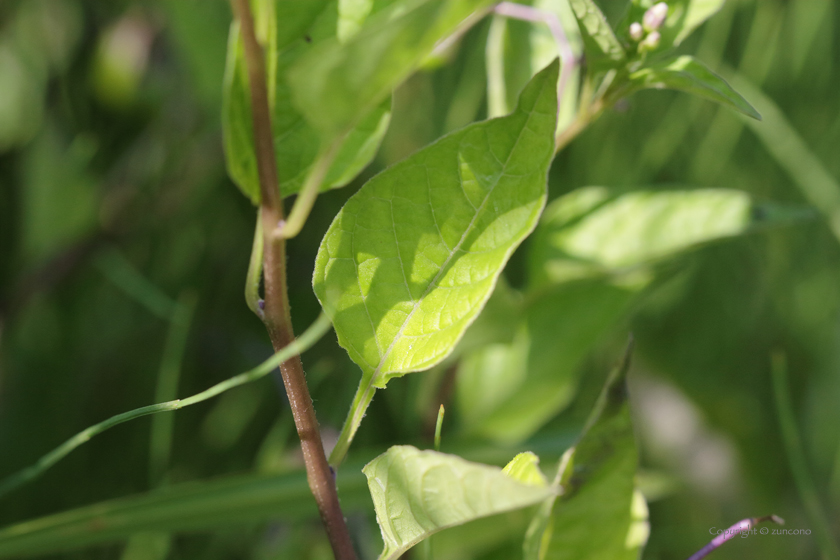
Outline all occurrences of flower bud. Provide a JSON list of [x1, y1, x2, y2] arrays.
[[639, 30, 661, 51], [643, 2, 668, 32], [629, 22, 644, 41]]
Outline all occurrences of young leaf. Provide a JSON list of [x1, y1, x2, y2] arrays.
[[619, 0, 725, 51], [524, 345, 649, 560], [314, 61, 558, 386], [222, 2, 391, 203], [503, 452, 549, 486], [363, 446, 554, 560], [288, 0, 496, 136], [566, 0, 624, 72], [627, 55, 760, 120]]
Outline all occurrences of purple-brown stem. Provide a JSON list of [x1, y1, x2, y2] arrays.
[[227, 1, 356, 558], [687, 515, 784, 560]]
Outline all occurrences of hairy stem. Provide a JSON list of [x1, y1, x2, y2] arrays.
[[329, 374, 378, 468], [228, 1, 357, 558], [0, 314, 333, 500]]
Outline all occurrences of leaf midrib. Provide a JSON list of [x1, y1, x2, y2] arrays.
[[364, 78, 551, 386]]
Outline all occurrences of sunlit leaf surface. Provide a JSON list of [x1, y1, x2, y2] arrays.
[[313, 61, 559, 387], [364, 445, 553, 560]]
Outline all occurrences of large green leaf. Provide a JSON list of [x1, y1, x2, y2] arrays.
[[363, 446, 554, 560], [288, 0, 495, 136], [627, 56, 760, 120], [529, 186, 755, 288], [566, 0, 624, 73], [313, 60, 558, 386], [524, 346, 649, 560], [222, 1, 391, 202], [618, 0, 725, 51]]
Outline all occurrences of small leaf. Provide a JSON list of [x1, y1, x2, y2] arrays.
[[313, 60, 559, 387], [627, 55, 760, 120], [222, 2, 391, 203], [288, 0, 496, 136], [525, 346, 649, 560], [503, 452, 549, 487], [619, 0, 725, 51], [566, 0, 624, 72], [364, 446, 554, 560]]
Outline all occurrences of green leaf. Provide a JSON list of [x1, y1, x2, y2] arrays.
[[313, 60, 558, 387], [457, 281, 636, 442], [524, 346, 649, 560], [529, 186, 755, 288], [320, 62, 559, 463], [363, 445, 554, 560], [627, 55, 760, 120], [288, 0, 496, 136], [566, 0, 624, 72], [222, 2, 391, 203], [618, 0, 725, 51], [503, 452, 549, 487], [458, 186, 763, 443], [338, 0, 374, 42]]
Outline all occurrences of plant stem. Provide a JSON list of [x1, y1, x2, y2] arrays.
[[279, 140, 342, 239], [228, 1, 357, 558], [770, 352, 840, 560], [0, 313, 333, 500], [329, 374, 378, 468], [245, 209, 264, 319]]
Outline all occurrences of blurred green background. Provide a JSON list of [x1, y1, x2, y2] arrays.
[[0, 0, 838, 558]]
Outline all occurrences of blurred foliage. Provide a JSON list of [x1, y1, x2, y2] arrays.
[[0, 0, 839, 559]]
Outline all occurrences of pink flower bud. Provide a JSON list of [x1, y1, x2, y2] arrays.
[[639, 30, 661, 51], [643, 2, 668, 32], [629, 22, 644, 41]]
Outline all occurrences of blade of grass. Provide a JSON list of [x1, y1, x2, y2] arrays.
[[149, 291, 197, 487], [0, 313, 333, 500], [94, 249, 177, 320], [0, 465, 370, 559], [770, 352, 840, 560], [732, 75, 840, 242], [0, 430, 579, 558]]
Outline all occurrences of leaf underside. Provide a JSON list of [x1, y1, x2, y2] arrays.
[[313, 60, 559, 387], [364, 445, 553, 560], [628, 56, 761, 120]]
